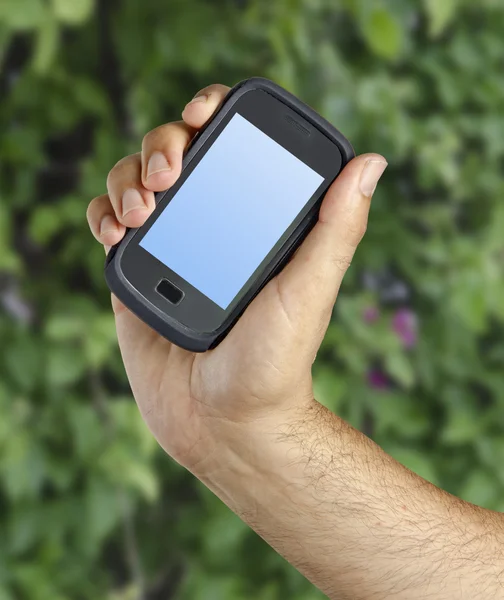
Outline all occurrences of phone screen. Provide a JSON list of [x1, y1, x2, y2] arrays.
[[140, 113, 324, 309]]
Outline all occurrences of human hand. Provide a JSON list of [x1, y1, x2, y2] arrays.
[[86, 83, 387, 473]]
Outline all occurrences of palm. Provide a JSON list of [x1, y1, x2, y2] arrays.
[[113, 276, 313, 466]]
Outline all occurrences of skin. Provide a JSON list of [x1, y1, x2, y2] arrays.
[[87, 84, 504, 599]]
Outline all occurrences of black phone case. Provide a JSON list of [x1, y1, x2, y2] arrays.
[[105, 77, 355, 352]]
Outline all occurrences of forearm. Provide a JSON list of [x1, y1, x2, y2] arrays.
[[194, 400, 504, 600]]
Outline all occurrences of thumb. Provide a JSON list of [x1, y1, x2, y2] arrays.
[[276, 153, 387, 337]]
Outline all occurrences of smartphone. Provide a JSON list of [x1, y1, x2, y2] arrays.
[[105, 77, 354, 352]]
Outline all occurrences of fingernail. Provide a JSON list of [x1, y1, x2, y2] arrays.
[[185, 94, 208, 107], [100, 214, 118, 237], [122, 188, 146, 217], [147, 151, 171, 180], [359, 160, 388, 197]]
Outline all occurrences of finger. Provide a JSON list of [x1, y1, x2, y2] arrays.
[[106, 153, 156, 228], [277, 154, 387, 335], [181, 83, 231, 129], [87, 194, 126, 247], [141, 121, 193, 192]]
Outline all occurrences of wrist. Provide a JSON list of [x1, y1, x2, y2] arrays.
[[189, 392, 320, 505]]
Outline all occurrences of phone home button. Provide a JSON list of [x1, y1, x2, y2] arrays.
[[156, 279, 184, 305]]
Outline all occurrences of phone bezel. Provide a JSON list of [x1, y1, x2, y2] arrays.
[[114, 87, 344, 336]]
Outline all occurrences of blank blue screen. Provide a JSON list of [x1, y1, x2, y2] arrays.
[[140, 114, 324, 309]]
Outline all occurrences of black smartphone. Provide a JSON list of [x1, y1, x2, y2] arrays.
[[105, 77, 354, 352]]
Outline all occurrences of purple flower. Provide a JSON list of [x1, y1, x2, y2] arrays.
[[392, 308, 418, 349], [367, 369, 390, 390], [363, 305, 380, 323]]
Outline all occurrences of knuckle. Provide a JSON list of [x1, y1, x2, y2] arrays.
[[142, 124, 167, 147], [86, 196, 101, 223], [107, 154, 139, 187], [142, 121, 185, 149], [196, 83, 229, 99], [343, 214, 368, 245]]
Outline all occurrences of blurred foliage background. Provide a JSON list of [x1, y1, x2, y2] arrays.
[[1, 0, 504, 598]]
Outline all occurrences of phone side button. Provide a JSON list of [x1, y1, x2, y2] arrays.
[[156, 279, 185, 305]]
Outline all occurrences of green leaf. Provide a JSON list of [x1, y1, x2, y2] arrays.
[[0, 0, 45, 30], [459, 471, 499, 508], [8, 505, 42, 554], [108, 399, 158, 458], [122, 461, 159, 502], [32, 15, 59, 74], [108, 584, 143, 600], [388, 447, 438, 485], [46, 346, 86, 387], [450, 281, 488, 332], [4, 336, 42, 392], [313, 368, 347, 412], [424, 0, 458, 38], [2, 436, 46, 500], [0, 203, 20, 271], [86, 477, 120, 545], [68, 405, 104, 460], [0, 585, 15, 600], [372, 392, 429, 438], [384, 352, 415, 389], [46, 456, 75, 492], [361, 9, 403, 59], [98, 445, 159, 501], [46, 314, 86, 340], [442, 408, 481, 445], [50, 0, 95, 25], [202, 509, 249, 566], [476, 438, 504, 485], [29, 206, 63, 245], [181, 569, 245, 600], [84, 314, 118, 368]]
